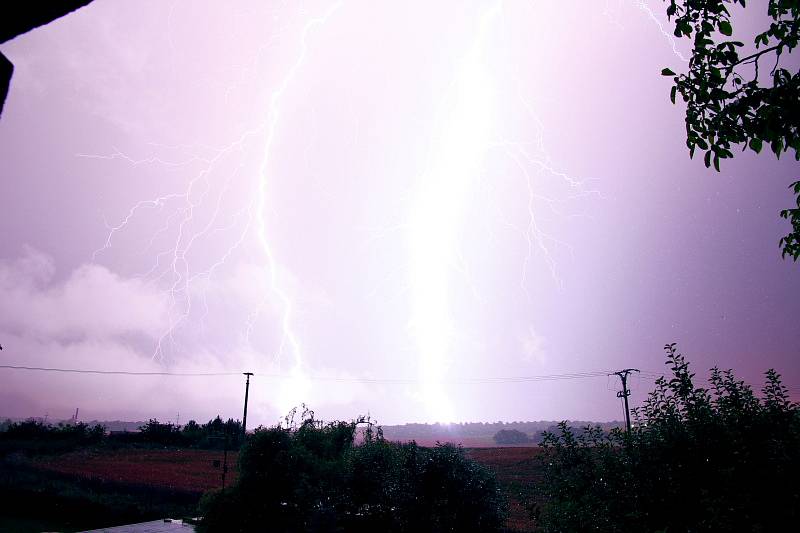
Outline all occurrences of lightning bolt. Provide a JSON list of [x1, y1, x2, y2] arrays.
[[83, 3, 342, 416], [405, 0, 688, 422], [408, 2, 502, 422], [405, 1, 611, 422], [631, 0, 689, 63], [603, 0, 689, 63], [79, 0, 693, 424], [252, 0, 343, 414]]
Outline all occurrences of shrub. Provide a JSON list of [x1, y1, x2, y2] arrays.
[[1, 420, 105, 442], [137, 419, 184, 445], [0, 420, 105, 455], [198, 408, 506, 532], [532, 343, 800, 532], [106, 416, 243, 449], [492, 429, 531, 445]]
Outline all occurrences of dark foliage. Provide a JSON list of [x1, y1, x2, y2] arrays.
[[183, 416, 243, 449], [1, 420, 105, 441], [493, 429, 532, 445], [136, 419, 184, 445], [0, 457, 197, 531], [198, 407, 507, 533], [107, 416, 243, 449], [532, 343, 800, 532], [0, 416, 244, 453], [661, 0, 800, 259], [0, 420, 105, 455]]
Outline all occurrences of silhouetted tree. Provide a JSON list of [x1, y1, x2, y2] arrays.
[[136, 419, 184, 445], [181, 419, 202, 440], [0, 420, 105, 455], [492, 428, 531, 445], [661, 0, 800, 259], [198, 408, 506, 533], [532, 343, 800, 532]]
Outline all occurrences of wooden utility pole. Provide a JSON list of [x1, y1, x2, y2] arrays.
[[611, 368, 639, 435], [241, 372, 254, 441]]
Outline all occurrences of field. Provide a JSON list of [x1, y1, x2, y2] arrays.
[[21, 445, 543, 531], [467, 447, 543, 531], [32, 448, 237, 494]]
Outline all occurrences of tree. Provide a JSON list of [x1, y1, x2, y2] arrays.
[[0, 420, 106, 455], [661, 0, 800, 259], [492, 428, 531, 445], [198, 408, 506, 532], [137, 419, 183, 445], [531, 343, 800, 532]]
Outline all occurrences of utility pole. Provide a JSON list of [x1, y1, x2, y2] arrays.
[[241, 372, 254, 441], [611, 368, 639, 435]]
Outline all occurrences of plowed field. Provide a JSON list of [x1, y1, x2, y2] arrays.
[[30, 446, 543, 530]]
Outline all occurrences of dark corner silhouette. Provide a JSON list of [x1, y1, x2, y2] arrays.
[[0, 0, 95, 117]]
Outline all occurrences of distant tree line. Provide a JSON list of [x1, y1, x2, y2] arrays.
[[116, 416, 243, 448], [0, 420, 105, 454], [382, 420, 621, 443], [0, 416, 244, 453], [491, 425, 614, 445]]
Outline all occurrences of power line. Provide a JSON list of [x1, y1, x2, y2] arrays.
[[3, 363, 795, 391], [0, 364, 610, 384], [0, 365, 240, 376], [322, 371, 613, 385]]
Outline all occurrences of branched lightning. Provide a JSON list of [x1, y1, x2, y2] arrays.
[[403, 1, 610, 421], [602, 0, 689, 63], [631, 0, 689, 62], [85, 134, 261, 361], [84, 1, 342, 409], [253, 1, 342, 368], [79, 0, 698, 423], [248, 0, 343, 414]]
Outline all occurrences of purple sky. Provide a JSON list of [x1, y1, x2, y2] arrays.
[[0, 0, 798, 426]]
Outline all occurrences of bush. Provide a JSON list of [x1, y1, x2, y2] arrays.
[[0, 421, 105, 455], [492, 429, 531, 445], [137, 419, 184, 445], [198, 408, 506, 532], [532, 343, 800, 532], [0, 415, 243, 451], [1, 420, 105, 442], [182, 416, 243, 449], [106, 416, 243, 449]]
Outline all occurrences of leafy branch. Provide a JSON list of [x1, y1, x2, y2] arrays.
[[662, 0, 800, 259]]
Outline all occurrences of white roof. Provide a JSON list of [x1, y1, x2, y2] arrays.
[[82, 518, 196, 532]]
